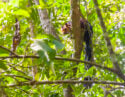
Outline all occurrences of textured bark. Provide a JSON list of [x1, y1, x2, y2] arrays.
[[93, 0, 125, 80], [33, 0, 60, 41], [63, 85, 75, 97], [71, 0, 82, 74], [0, 88, 8, 97], [63, 0, 82, 97], [10, 19, 21, 56], [32, 0, 62, 80], [33, 0, 68, 96]]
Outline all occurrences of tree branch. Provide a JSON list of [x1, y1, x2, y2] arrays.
[[4, 74, 32, 81], [8, 64, 27, 75], [33, 0, 60, 41], [92, 0, 125, 80], [0, 55, 118, 74], [110, 87, 125, 91], [1, 80, 125, 88], [0, 46, 18, 56]]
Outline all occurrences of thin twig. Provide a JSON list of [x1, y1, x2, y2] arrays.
[[4, 74, 32, 81], [0, 46, 18, 56], [8, 64, 27, 75], [110, 87, 125, 91]]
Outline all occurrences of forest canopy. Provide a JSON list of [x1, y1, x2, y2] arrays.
[[0, 0, 125, 97]]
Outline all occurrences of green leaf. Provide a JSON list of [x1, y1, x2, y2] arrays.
[[31, 39, 56, 63], [35, 34, 64, 51], [0, 60, 8, 70], [52, 39, 64, 50], [33, 93, 39, 97], [13, 9, 30, 17], [0, 47, 9, 56], [39, 0, 46, 7]]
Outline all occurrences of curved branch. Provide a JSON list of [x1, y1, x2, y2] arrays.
[[92, 0, 125, 80], [0, 46, 18, 56], [1, 80, 125, 88], [0, 55, 118, 75]]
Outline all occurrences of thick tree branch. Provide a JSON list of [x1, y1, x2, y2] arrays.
[[1, 80, 125, 88], [33, 0, 60, 41], [0, 56, 115, 72], [92, 0, 125, 80], [0, 55, 121, 78]]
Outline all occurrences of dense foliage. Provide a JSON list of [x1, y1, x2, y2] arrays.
[[0, 0, 125, 97]]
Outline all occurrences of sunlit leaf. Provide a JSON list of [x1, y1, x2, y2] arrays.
[[31, 39, 56, 63], [35, 34, 64, 51], [0, 47, 9, 56], [9, 0, 20, 7], [13, 9, 30, 17]]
